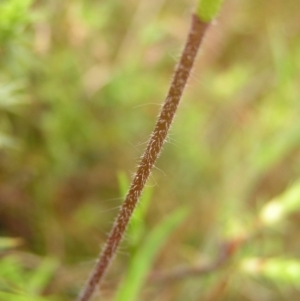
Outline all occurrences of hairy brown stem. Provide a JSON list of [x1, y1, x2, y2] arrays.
[[77, 14, 209, 301]]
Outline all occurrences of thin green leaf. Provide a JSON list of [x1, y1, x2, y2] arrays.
[[113, 208, 188, 301]]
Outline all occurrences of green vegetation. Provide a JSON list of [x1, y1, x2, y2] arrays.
[[196, 0, 224, 22], [1, 0, 300, 300]]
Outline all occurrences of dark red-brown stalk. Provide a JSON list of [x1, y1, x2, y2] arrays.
[[77, 14, 209, 301]]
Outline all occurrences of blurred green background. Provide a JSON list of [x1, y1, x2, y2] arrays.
[[1, 0, 300, 300]]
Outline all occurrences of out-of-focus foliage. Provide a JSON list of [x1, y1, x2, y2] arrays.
[[0, 0, 300, 300], [0, 0, 33, 149], [241, 257, 300, 287], [0, 256, 58, 300], [0, 0, 34, 44], [196, 0, 224, 22], [260, 179, 300, 225], [0, 238, 59, 301]]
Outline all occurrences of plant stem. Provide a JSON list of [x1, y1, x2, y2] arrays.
[[77, 14, 209, 301]]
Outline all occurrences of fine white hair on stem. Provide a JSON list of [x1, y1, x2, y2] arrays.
[[133, 102, 162, 109], [145, 173, 159, 188], [152, 165, 167, 177], [98, 205, 122, 213], [101, 197, 124, 204]]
